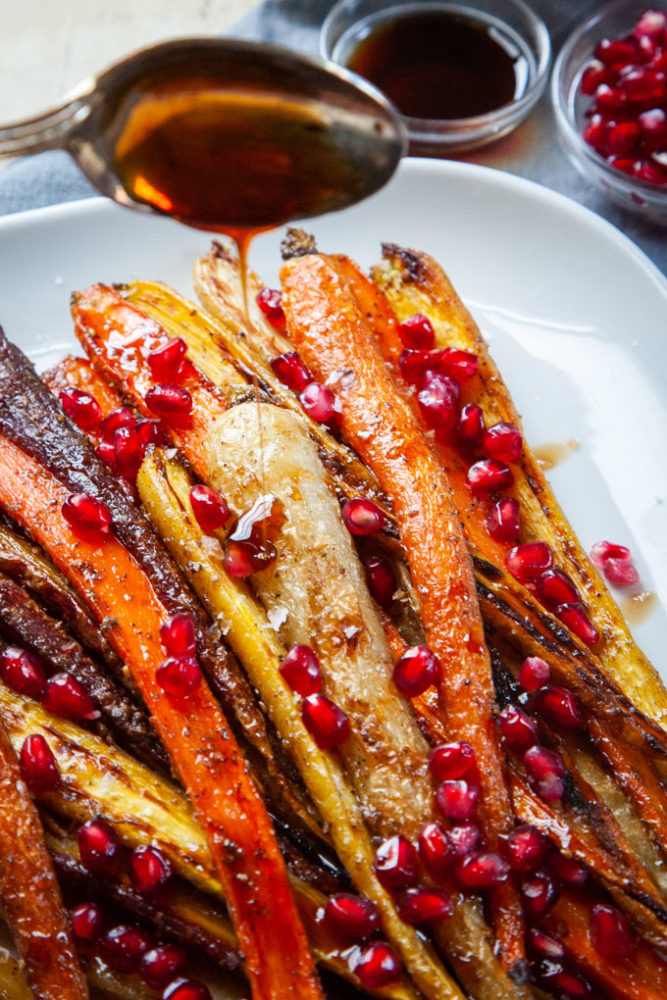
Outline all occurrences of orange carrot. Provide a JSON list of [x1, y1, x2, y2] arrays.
[[0, 717, 88, 1000], [72, 284, 226, 478], [0, 432, 322, 1000], [44, 354, 123, 414], [282, 253, 519, 967]]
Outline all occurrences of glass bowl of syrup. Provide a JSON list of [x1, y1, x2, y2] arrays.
[[320, 0, 551, 153], [552, 0, 667, 223]]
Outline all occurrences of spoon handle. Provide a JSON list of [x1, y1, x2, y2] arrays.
[[0, 94, 90, 158]]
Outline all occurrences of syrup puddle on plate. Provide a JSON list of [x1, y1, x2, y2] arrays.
[[534, 439, 580, 471], [619, 590, 656, 625]]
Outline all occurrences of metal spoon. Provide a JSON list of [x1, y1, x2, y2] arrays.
[[0, 38, 407, 230]]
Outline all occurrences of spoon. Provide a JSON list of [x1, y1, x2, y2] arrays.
[[0, 38, 407, 233]]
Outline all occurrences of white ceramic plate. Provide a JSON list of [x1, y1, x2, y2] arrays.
[[0, 158, 665, 682]]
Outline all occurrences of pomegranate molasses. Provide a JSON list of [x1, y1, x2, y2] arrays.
[[112, 87, 364, 235], [344, 8, 527, 120]]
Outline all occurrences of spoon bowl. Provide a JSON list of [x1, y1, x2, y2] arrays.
[[0, 38, 407, 231]]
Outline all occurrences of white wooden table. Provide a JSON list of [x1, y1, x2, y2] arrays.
[[0, 0, 257, 123]]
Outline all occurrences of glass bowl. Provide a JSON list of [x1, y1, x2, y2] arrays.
[[552, 0, 667, 224], [320, 0, 551, 154]]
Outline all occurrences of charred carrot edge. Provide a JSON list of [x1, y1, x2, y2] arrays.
[[0, 433, 322, 1000], [281, 253, 526, 976], [44, 354, 124, 412], [0, 716, 88, 1000], [543, 890, 667, 1000], [72, 284, 227, 479], [590, 717, 667, 857]]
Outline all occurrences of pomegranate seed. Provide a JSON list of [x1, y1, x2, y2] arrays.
[[417, 372, 460, 432], [635, 157, 667, 182], [162, 980, 211, 1000], [300, 381, 337, 422], [506, 825, 546, 872], [590, 540, 631, 566], [156, 656, 202, 700], [270, 351, 312, 393], [639, 108, 667, 146], [436, 779, 479, 821], [392, 645, 441, 698], [223, 540, 256, 578], [549, 971, 591, 996], [606, 119, 641, 154], [609, 154, 636, 174], [535, 686, 585, 729], [398, 887, 452, 926], [455, 851, 509, 890], [145, 384, 193, 422], [70, 901, 105, 943], [528, 928, 565, 959], [279, 644, 321, 697], [583, 113, 607, 151], [604, 557, 640, 586], [62, 492, 112, 542], [364, 554, 396, 608], [323, 893, 379, 944], [100, 407, 136, 441], [43, 673, 99, 721], [590, 903, 634, 962], [20, 734, 61, 793], [555, 602, 600, 647], [550, 853, 589, 886], [524, 745, 565, 801], [102, 924, 152, 974], [398, 313, 435, 349], [397, 348, 436, 385], [638, 32, 660, 60], [594, 82, 627, 112], [439, 347, 479, 382], [0, 646, 46, 698], [60, 386, 102, 432], [148, 337, 187, 381], [535, 568, 579, 609], [449, 823, 481, 857], [113, 426, 145, 480], [619, 65, 665, 102], [581, 59, 609, 95], [518, 656, 550, 691], [301, 693, 350, 750], [429, 741, 477, 781], [467, 459, 513, 496], [353, 942, 402, 989], [256, 287, 286, 328], [374, 835, 419, 890], [140, 944, 188, 989], [130, 845, 172, 896], [78, 818, 119, 875], [498, 704, 538, 751], [595, 37, 638, 67], [521, 870, 559, 916], [506, 542, 553, 583], [97, 439, 116, 468], [487, 498, 520, 544], [456, 403, 486, 450], [636, 9, 667, 36], [160, 614, 196, 656], [189, 484, 229, 533], [342, 498, 386, 535], [418, 821, 455, 877], [483, 422, 523, 463]]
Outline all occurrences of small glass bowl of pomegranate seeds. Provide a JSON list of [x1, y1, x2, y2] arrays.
[[552, 1, 667, 221]]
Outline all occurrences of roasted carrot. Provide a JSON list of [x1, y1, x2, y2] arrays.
[[542, 890, 667, 1000], [0, 431, 322, 1000], [281, 253, 523, 975], [0, 716, 88, 1000], [72, 283, 226, 478], [44, 353, 123, 412]]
